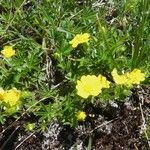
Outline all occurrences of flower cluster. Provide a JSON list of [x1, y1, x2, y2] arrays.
[[69, 33, 90, 48], [75, 68, 145, 122], [0, 88, 21, 106], [76, 75, 110, 98], [111, 68, 145, 86], [76, 69, 145, 99], [1, 46, 16, 58]]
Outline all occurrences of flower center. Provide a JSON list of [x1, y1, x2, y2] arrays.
[[84, 85, 92, 93]]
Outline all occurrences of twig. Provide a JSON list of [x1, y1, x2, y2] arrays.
[[134, 143, 138, 150], [139, 103, 150, 148], [88, 119, 114, 134], [77, 119, 114, 148], [15, 132, 35, 150], [0, 126, 20, 150]]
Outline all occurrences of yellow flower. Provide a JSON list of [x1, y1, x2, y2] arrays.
[[98, 75, 110, 88], [1, 46, 15, 58], [0, 88, 5, 100], [69, 33, 90, 48], [76, 75, 102, 98], [127, 69, 145, 85], [112, 68, 145, 86], [2, 88, 21, 106], [111, 68, 128, 85], [76, 111, 86, 121]]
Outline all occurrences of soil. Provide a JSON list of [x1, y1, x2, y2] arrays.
[[0, 85, 150, 150]]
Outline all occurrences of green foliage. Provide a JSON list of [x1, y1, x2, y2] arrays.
[[0, 0, 149, 128], [146, 116, 150, 140]]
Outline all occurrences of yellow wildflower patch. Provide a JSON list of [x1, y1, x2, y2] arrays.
[[111, 68, 145, 86], [2, 88, 21, 106], [69, 33, 90, 48], [1, 46, 15, 58], [76, 111, 86, 121], [76, 75, 102, 98]]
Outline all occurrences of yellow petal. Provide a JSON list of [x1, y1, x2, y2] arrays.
[[1, 46, 15, 58], [3, 88, 21, 106], [76, 111, 86, 121], [69, 33, 90, 48]]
